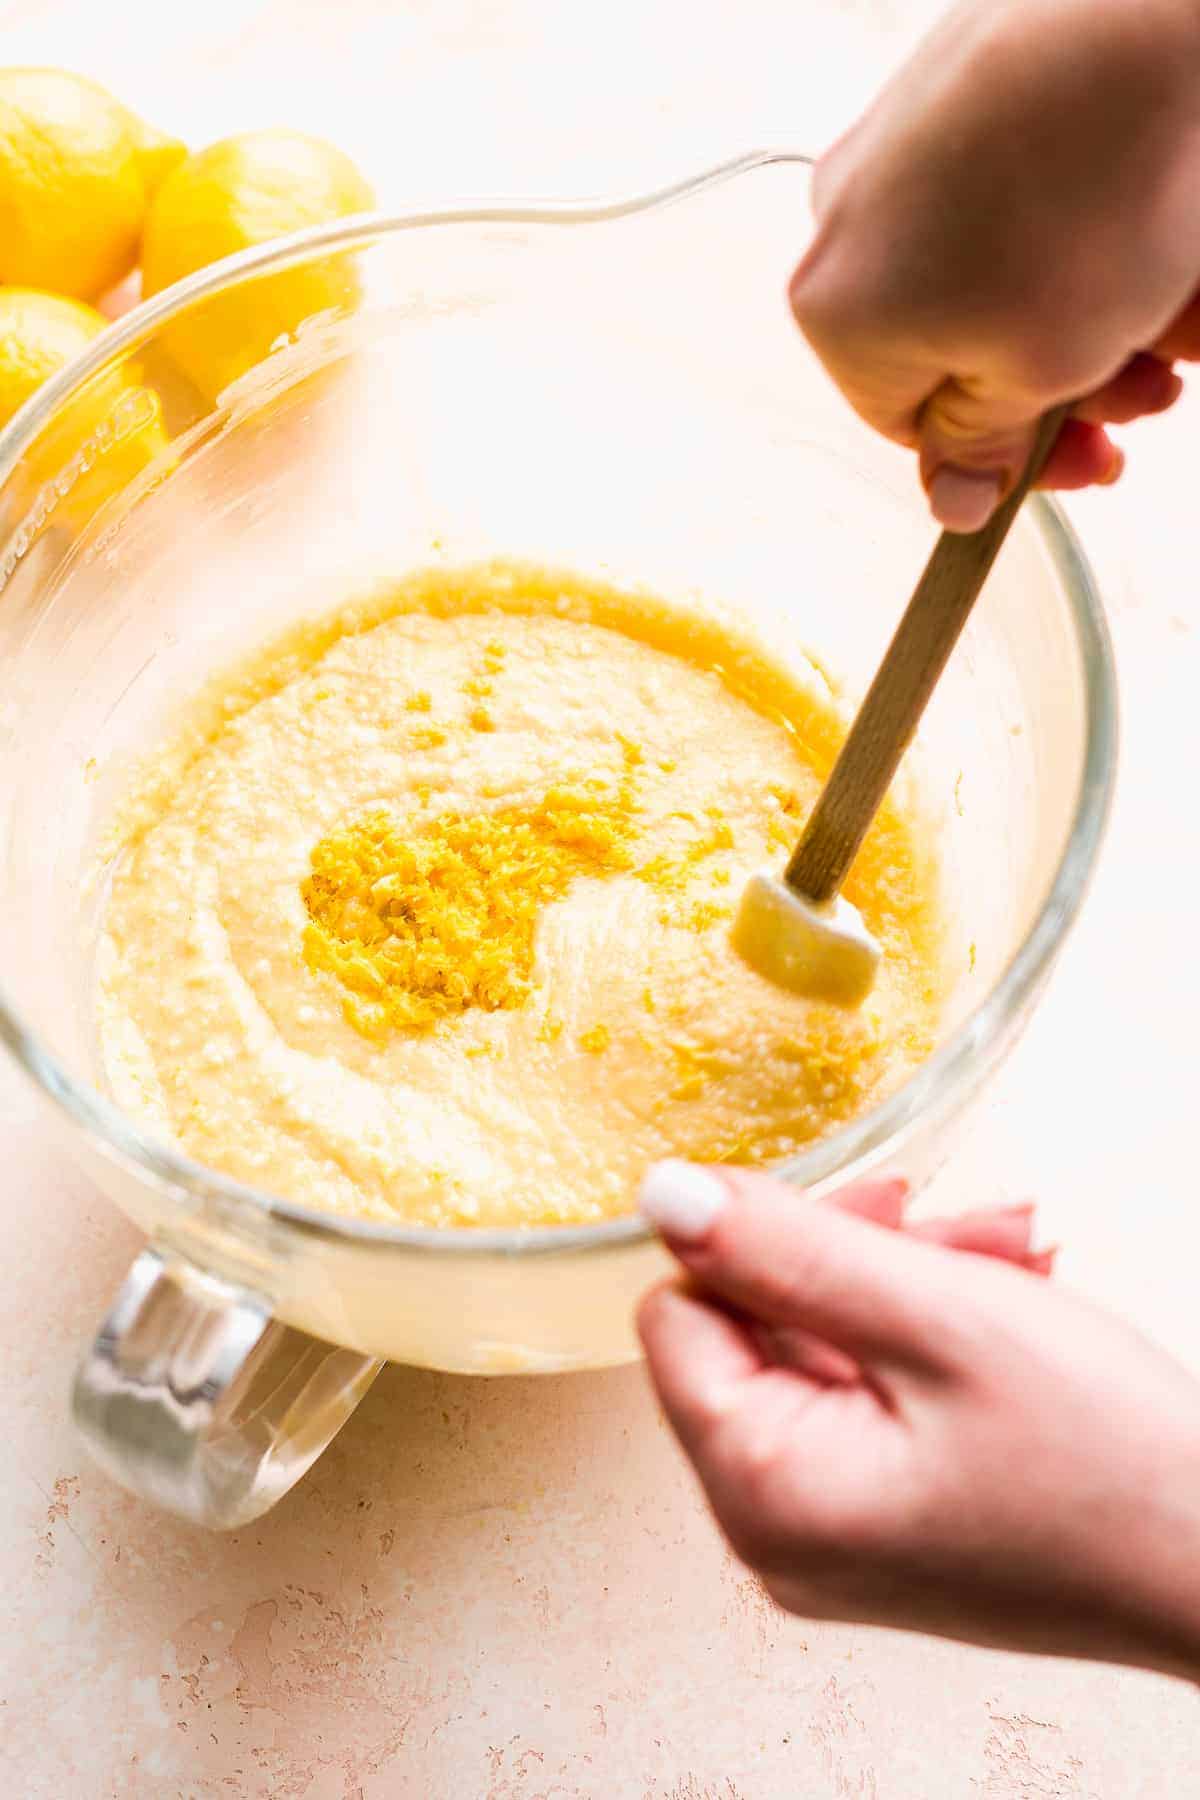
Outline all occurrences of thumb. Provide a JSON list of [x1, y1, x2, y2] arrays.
[[919, 376, 1051, 532], [638, 1160, 967, 1371]]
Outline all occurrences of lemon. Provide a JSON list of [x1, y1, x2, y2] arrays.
[[142, 130, 374, 399], [0, 67, 184, 301], [0, 287, 169, 533]]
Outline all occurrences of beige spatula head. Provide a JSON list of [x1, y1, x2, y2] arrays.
[[731, 877, 881, 1005], [733, 406, 1071, 1007]]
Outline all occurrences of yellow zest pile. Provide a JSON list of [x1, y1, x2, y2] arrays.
[[301, 777, 639, 1037]]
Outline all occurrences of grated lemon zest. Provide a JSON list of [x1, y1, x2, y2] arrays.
[[302, 764, 642, 1038]]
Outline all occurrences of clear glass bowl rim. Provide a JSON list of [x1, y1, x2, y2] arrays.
[[0, 149, 1119, 1261]]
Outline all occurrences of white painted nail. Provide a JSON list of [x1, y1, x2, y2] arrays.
[[928, 465, 1004, 533], [639, 1160, 727, 1242]]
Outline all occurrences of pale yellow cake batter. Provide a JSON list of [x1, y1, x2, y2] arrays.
[[95, 563, 944, 1228]]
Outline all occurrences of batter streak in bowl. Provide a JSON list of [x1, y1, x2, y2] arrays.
[[95, 562, 946, 1228]]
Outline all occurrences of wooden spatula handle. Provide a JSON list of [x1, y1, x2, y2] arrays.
[[785, 404, 1072, 905]]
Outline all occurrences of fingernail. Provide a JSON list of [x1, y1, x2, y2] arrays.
[[864, 1176, 910, 1207], [928, 465, 1005, 532], [639, 1160, 728, 1242], [1097, 446, 1126, 487], [828, 1174, 909, 1226], [1158, 372, 1185, 411]]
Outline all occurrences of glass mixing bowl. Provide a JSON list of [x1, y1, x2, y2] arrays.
[[0, 152, 1117, 1527]]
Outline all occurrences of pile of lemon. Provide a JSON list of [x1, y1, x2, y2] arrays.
[[0, 67, 373, 526]]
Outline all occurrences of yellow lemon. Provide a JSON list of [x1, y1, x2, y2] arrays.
[[0, 67, 183, 301], [0, 287, 170, 534], [142, 129, 374, 399]]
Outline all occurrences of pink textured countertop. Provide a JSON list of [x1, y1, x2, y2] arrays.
[[4, 3, 1200, 1793]]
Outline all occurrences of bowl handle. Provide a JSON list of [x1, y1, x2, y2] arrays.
[[71, 1246, 383, 1528]]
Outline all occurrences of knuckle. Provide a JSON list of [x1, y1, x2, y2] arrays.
[[787, 236, 873, 350], [710, 1429, 844, 1566], [787, 242, 835, 329], [727, 1434, 921, 1565], [706, 1423, 804, 1546], [788, 254, 925, 448], [710, 1404, 788, 1486], [990, 324, 1102, 403]]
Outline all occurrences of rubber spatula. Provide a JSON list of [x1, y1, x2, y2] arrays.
[[731, 405, 1071, 1007]]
